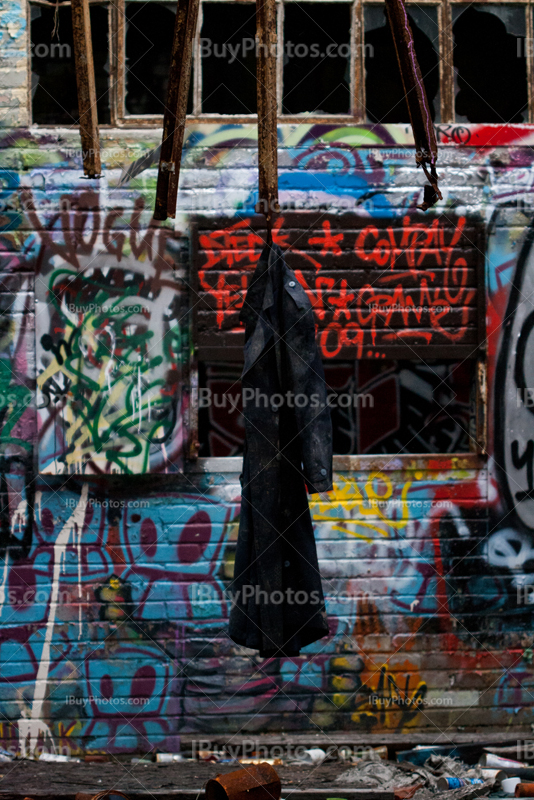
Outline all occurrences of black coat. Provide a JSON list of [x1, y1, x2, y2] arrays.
[[228, 244, 332, 657]]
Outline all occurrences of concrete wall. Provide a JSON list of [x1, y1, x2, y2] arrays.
[[2, 0, 534, 756]]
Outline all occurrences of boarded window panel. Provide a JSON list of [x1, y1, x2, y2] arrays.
[[31, 4, 110, 125], [35, 217, 189, 475], [201, 3, 257, 114], [364, 5, 440, 123], [192, 213, 485, 362], [282, 2, 351, 115], [453, 5, 528, 124], [125, 2, 193, 115], [198, 360, 473, 455]]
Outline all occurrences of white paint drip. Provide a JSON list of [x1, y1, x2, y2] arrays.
[[137, 365, 142, 432], [12, 500, 27, 538], [77, 517, 82, 640], [21, 485, 89, 757], [0, 552, 9, 610], [34, 492, 42, 522]]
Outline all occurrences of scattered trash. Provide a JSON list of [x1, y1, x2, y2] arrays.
[[299, 749, 327, 766], [398, 747, 452, 766], [205, 763, 281, 800], [131, 758, 152, 764], [479, 754, 526, 770], [156, 753, 184, 763], [504, 770, 534, 781], [438, 778, 484, 790], [39, 753, 77, 763], [398, 745, 490, 767], [198, 749, 225, 762], [501, 778, 521, 795], [394, 784, 424, 800], [336, 759, 432, 790], [339, 746, 388, 763], [85, 755, 108, 763], [467, 769, 505, 784], [239, 758, 284, 766]]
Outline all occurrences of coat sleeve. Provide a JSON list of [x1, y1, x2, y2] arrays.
[[283, 282, 333, 494]]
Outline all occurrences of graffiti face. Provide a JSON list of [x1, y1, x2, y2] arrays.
[[32, 197, 187, 474]]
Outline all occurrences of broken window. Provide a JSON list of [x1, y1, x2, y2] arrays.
[[125, 1, 193, 116], [200, 3, 257, 114], [28, 0, 534, 124], [31, 3, 110, 125], [452, 5, 528, 123], [198, 359, 475, 457], [282, 2, 351, 115], [364, 5, 440, 123]]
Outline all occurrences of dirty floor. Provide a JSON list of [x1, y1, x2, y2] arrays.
[[0, 759, 352, 795]]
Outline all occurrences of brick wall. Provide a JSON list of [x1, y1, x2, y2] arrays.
[[1, 0, 534, 752]]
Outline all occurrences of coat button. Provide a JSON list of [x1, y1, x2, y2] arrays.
[[320, 468, 327, 476], [284, 561, 290, 567], [288, 281, 295, 287]]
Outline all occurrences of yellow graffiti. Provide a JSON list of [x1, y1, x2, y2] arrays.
[[311, 472, 412, 540]]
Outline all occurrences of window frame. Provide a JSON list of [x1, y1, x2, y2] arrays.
[[188, 213, 488, 460], [28, 0, 534, 125]]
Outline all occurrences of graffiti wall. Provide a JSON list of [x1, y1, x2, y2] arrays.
[[30, 193, 188, 475], [3, 106, 534, 752]]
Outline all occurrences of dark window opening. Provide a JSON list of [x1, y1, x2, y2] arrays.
[[364, 5, 440, 123], [31, 4, 110, 125], [198, 359, 474, 457], [453, 5, 528, 123], [282, 2, 351, 114], [201, 3, 257, 114], [125, 2, 193, 115]]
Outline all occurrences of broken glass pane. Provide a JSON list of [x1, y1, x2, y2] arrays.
[[31, 3, 110, 125], [364, 4, 440, 124], [282, 2, 351, 115], [125, 2, 193, 116], [198, 359, 473, 456], [453, 4, 528, 123], [201, 2, 257, 114]]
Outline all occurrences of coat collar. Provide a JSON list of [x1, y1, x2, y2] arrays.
[[241, 243, 308, 378]]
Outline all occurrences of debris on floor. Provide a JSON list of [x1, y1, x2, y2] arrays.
[[336, 749, 502, 800], [7, 743, 534, 800]]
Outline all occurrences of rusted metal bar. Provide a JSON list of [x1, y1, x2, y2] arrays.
[[155, 0, 199, 220], [439, 0, 454, 123], [71, 0, 101, 178], [154, 0, 191, 219], [255, 0, 279, 242], [384, 0, 441, 209], [205, 764, 281, 800]]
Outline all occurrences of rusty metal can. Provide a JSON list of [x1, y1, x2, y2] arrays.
[[205, 763, 281, 800], [515, 784, 534, 797]]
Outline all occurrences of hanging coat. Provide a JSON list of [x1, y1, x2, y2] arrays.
[[228, 244, 332, 657]]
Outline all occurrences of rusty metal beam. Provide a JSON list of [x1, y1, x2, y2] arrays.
[[384, 0, 441, 209], [155, 0, 199, 220], [256, 0, 279, 241], [71, 0, 101, 178]]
